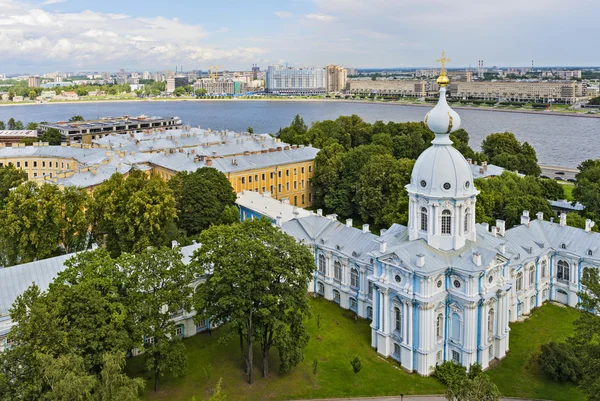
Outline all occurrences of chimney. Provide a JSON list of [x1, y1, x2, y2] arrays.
[[171, 240, 179, 249], [362, 224, 370, 233], [521, 210, 530, 226], [496, 220, 506, 236], [380, 241, 387, 253], [472, 252, 482, 266], [550, 217, 555, 223], [346, 218, 353, 228], [317, 209, 323, 216], [491, 226, 497, 237], [206, 159, 213, 167], [482, 222, 489, 232], [536, 212, 544, 221], [559, 213, 567, 227], [499, 243, 506, 254], [380, 228, 388, 236], [482, 161, 488, 171], [276, 216, 283, 227], [467, 158, 472, 164], [416, 254, 425, 268], [585, 219, 595, 233]]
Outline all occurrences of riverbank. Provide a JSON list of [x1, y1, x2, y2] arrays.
[[1, 97, 599, 119]]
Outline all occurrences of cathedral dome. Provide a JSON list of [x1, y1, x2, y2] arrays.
[[407, 143, 477, 198]]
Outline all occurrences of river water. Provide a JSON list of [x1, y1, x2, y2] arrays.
[[0, 100, 598, 168]]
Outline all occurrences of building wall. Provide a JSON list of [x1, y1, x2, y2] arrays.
[[325, 65, 348, 93], [266, 65, 326, 95], [0, 154, 78, 180], [347, 80, 427, 97], [449, 81, 578, 103]]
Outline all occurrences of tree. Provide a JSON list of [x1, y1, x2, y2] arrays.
[[0, 121, 4, 130], [58, 186, 91, 253], [28, 90, 37, 100], [0, 164, 27, 208], [573, 159, 600, 221], [41, 127, 62, 145], [192, 219, 314, 383], [247, 126, 253, 134], [350, 356, 362, 375], [26, 121, 38, 130], [311, 143, 345, 209], [435, 362, 500, 401], [69, 115, 84, 122], [7, 118, 17, 130], [589, 96, 600, 105], [120, 247, 194, 392], [173, 86, 186, 97], [539, 341, 582, 383], [168, 168, 237, 237], [481, 132, 541, 176], [90, 171, 176, 257], [195, 88, 207, 97]]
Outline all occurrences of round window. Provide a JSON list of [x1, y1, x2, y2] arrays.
[[488, 275, 493, 284], [437, 280, 443, 288], [443, 182, 451, 190], [465, 181, 471, 188], [420, 180, 427, 188], [395, 274, 402, 283], [453, 279, 461, 288]]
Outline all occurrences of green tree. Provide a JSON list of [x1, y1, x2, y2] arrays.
[[589, 96, 600, 105], [26, 121, 38, 130], [0, 121, 4, 130], [311, 143, 346, 209], [435, 361, 500, 401], [28, 90, 37, 100], [58, 186, 91, 253], [192, 219, 314, 383], [90, 171, 176, 257], [573, 159, 600, 220], [121, 247, 194, 392], [539, 341, 582, 383], [168, 168, 237, 237], [7, 118, 17, 130], [69, 115, 84, 122], [247, 126, 253, 134], [41, 127, 62, 145], [195, 88, 207, 97], [0, 164, 27, 208], [481, 132, 541, 176], [173, 86, 186, 96]]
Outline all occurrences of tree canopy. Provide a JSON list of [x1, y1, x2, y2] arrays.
[[192, 218, 315, 383], [41, 127, 62, 145], [573, 159, 600, 222], [481, 132, 541, 176], [0, 164, 27, 208]]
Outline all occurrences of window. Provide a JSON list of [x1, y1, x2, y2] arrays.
[[441, 210, 452, 235], [516, 272, 523, 291], [318, 254, 326, 274], [588, 249, 593, 256], [248, 175, 252, 183], [487, 309, 494, 336], [301, 167, 305, 174], [278, 184, 282, 193], [24, 161, 28, 167], [61, 162, 64, 169], [350, 268, 359, 288], [286, 169, 289, 177], [541, 260, 547, 278], [561, 243, 566, 249], [436, 313, 444, 339], [270, 172, 274, 179], [530, 295, 535, 308], [302, 194, 305, 204], [262, 186, 266, 193], [451, 313, 461, 342], [349, 297, 357, 309], [557, 260, 570, 282], [529, 268, 535, 287], [278, 171, 282, 178], [270, 185, 274, 193], [317, 282, 325, 294], [42, 161, 45, 167], [452, 350, 460, 363], [294, 168, 297, 175], [294, 181, 297, 190], [394, 343, 401, 356], [309, 193, 312, 202], [33, 161, 37, 167], [420, 207, 428, 231], [16, 162, 20, 168], [261, 173, 265, 181], [309, 165, 313, 173], [255, 174, 258, 182], [286, 183, 290, 191], [144, 336, 155, 345], [333, 289, 340, 303], [437, 350, 443, 363], [294, 195, 297, 205], [368, 282, 373, 299], [394, 306, 402, 332], [241, 177, 245, 184], [367, 306, 373, 320], [464, 208, 471, 233], [175, 325, 183, 338], [334, 261, 342, 282], [196, 320, 207, 332]]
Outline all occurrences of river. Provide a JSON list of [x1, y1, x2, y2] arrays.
[[0, 100, 598, 168]]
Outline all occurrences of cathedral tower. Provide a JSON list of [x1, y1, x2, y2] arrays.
[[406, 53, 479, 251]]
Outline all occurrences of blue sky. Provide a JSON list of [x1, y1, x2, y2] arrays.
[[0, 0, 597, 74]]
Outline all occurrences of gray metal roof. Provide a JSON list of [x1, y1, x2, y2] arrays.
[[0, 146, 107, 164], [549, 200, 585, 211]]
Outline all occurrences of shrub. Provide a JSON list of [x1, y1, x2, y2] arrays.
[[539, 341, 582, 383]]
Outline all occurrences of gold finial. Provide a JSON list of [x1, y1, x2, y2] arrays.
[[436, 51, 451, 87]]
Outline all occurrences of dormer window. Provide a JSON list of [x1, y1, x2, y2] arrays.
[[588, 249, 593, 256], [561, 243, 566, 249]]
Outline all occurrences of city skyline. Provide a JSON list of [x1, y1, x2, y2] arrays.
[[0, 0, 598, 74]]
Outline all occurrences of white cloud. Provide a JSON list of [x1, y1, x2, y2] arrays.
[[0, 0, 267, 71], [305, 13, 335, 22], [43, 0, 66, 4], [273, 11, 292, 18]]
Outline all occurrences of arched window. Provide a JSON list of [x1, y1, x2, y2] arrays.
[[442, 210, 452, 235], [541, 260, 547, 278], [394, 306, 402, 332], [317, 282, 325, 294], [350, 268, 359, 288], [366, 306, 373, 320], [529, 267, 535, 287], [420, 207, 428, 231], [451, 313, 461, 342], [318, 254, 326, 274], [464, 208, 471, 233], [334, 261, 342, 282], [516, 272, 523, 291], [487, 308, 494, 336], [561, 243, 566, 249], [588, 249, 593, 256], [333, 289, 340, 303], [349, 297, 357, 309], [557, 260, 570, 282], [436, 313, 444, 340]]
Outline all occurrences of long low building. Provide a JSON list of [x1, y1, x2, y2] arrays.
[[448, 80, 581, 103], [347, 80, 427, 97]]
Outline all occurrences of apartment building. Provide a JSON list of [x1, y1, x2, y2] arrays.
[[347, 79, 427, 97], [449, 80, 579, 103]]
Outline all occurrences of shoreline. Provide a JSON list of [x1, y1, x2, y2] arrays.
[[1, 97, 599, 119]]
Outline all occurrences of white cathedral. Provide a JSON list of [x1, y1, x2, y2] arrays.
[[280, 68, 600, 376]]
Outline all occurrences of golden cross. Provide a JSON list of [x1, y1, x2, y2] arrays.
[[436, 51, 450, 75]]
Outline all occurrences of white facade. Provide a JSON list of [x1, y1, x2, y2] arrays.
[[266, 65, 326, 95]]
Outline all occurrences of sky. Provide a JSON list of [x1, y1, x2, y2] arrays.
[[0, 0, 598, 74]]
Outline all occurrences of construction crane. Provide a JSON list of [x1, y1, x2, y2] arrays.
[[207, 65, 224, 80]]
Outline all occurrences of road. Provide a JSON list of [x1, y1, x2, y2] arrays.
[[539, 164, 578, 182]]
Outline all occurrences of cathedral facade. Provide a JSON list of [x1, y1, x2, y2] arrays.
[[281, 69, 600, 376]]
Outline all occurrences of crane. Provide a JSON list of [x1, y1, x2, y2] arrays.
[[207, 65, 224, 80]]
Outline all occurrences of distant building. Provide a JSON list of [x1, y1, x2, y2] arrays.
[[28, 76, 40, 88], [449, 80, 579, 103], [265, 65, 326, 96], [346, 68, 358, 76], [142, 71, 151, 80], [193, 79, 247, 95], [325, 65, 347, 93], [0, 130, 38, 146], [555, 70, 582, 80], [166, 76, 189, 93], [347, 79, 427, 98]]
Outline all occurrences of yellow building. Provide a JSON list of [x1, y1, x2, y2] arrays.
[[347, 79, 427, 97], [449, 80, 578, 103]]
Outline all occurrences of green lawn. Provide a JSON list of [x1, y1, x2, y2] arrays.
[[562, 183, 575, 201], [128, 299, 582, 401], [488, 304, 583, 401]]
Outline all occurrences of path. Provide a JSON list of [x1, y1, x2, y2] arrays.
[[287, 396, 550, 401]]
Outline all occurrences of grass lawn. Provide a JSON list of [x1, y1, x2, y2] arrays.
[[488, 304, 583, 401], [562, 183, 575, 201], [128, 299, 582, 401]]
